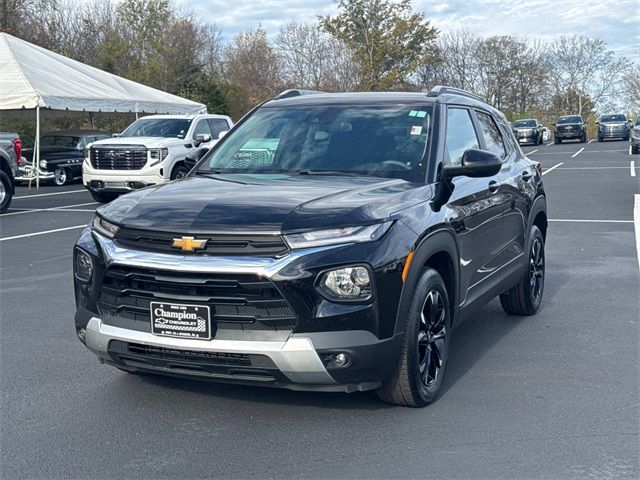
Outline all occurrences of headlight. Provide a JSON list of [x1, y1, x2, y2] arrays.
[[318, 265, 372, 301], [74, 248, 94, 282], [149, 148, 169, 166], [40, 160, 47, 168], [92, 216, 119, 239], [284, 222, 392, 249]]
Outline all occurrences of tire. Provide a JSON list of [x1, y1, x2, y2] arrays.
[[554, 137, 561, 144], [580, 133, 586, 143], [170, 163, 189, 180], [598, 136, 603, 142], [500, 225, 545, 316], [0, 171, 13, 214], [377, 268, 451, 407], [89, 190, 118, 203], [53, 167, 68, 186], [632, 145, 639, 154]]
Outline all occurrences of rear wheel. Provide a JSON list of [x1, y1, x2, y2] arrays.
[[500, 225, 545, 316], [89, 190, 118, 203], [0, 171, 13, 213], [598, 136, 603, 142], [632, 145, 639, 154], [580, 133, 587, 143], [554, 137, 561, 144], [53, 167, 68, 186], [377, 268, 451, 407]]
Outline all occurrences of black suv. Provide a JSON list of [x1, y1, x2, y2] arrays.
[[597, 114, 631, 142], [554, 115, 586, 143], [512, 118, 544, 145], [73, 86, 548, 407]]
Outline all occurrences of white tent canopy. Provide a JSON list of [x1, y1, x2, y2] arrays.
[[0, 32, 206, 114]]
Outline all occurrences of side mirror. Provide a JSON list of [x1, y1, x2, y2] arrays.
[[444, 149, 502, 179], [218, 130, 229, 139], [194, 133, 211, 147], [184, 148, 209, 169], [112, 133, 121, 138], [595, 121, 600, 125], [552, 123, 556, 127]]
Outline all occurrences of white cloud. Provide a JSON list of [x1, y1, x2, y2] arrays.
[[183, 0, 638, 60]]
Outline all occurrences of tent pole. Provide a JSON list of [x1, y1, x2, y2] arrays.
[[135, 112, 139, 120], [89, 112, 95, 130], [35, 105, 40, 190]]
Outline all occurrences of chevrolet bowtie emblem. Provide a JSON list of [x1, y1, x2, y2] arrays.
[[172, 236, 207, 252]]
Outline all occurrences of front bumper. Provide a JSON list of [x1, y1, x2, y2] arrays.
[[599, 129, 628, 139], [555, 130, 583, 139], [82, 316, 399, 392], [83, 163, 165, 192], [15, 164, 54, 182]]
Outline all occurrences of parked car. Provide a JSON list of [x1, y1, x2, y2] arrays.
[[16, 130, 110, 186], [597, 114, 631, 142], [74, 86, 548, 407], [554, 115, 586, 143], [83, 114, 233, 203], [0, 132, 20, 213], [512, 119, 544, 145], [631, 116, 640, 154]]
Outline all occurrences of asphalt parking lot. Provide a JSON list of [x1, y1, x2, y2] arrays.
[[1, 140, 638, 479]]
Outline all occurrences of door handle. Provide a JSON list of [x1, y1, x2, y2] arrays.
[[521, 171, 532, 182], [488, 180, 500, 193]]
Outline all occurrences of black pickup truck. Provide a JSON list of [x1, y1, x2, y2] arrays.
[[74, 87, 547, 407], [17, 130, 109, 186]]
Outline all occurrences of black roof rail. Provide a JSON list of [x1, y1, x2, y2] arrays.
[[427, 85, 484, 102], [274, 89, 326, 100]]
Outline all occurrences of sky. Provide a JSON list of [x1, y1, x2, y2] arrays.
[[184, 0, 639, 60]]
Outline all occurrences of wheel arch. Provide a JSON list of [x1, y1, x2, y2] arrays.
[[393, 229, 461, 335], [528, 195, 548, 241], [0, 154, 15, 194]]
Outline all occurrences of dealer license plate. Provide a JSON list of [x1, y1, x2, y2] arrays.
[[150, 302, 211, 339]]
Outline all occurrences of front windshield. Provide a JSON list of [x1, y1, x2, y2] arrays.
[[41, 135, 80, 148], [558, 116, 582, 124], [197, 105, 432, 182], [600, 115, 627, 123], [513, 120, 536, 128], [121, 118, 192, 138]]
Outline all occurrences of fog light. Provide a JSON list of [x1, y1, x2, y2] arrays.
[[74, 248, 93, 282], [77, 327, 86, 342], [324, 352, 351, 368]]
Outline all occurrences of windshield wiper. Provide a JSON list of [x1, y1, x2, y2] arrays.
[[295, 169, 361, 177]]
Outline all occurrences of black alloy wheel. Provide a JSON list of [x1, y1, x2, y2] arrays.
[[529, 237, 544, 304], [417, 290, 447, 387]]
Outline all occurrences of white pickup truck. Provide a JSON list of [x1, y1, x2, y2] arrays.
[[83, 114, 233, 202]]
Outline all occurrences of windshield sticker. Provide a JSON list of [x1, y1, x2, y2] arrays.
[[410, 126, 423, 135], [408, 110, 418, 117], [416, 111, 427, 118]]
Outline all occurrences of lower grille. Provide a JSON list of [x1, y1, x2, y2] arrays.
[[98, 266, 297, 336], [90, 146, 147, 170]]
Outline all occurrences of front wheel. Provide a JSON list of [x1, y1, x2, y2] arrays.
[[500, 225, 545, 315], [632, 145, 639, 154], [377, 268, 451, 407], [170, 164, 189, 180], [580, 133, 586, 143], [0, 171, 13, 213], [53, 167, 68, 186], [554, 137, 561, 144]]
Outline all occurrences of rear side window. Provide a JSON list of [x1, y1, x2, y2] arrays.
[[476, 111, 507, 159], [445, 108, 479, 166], [208, 118, 230, 137]]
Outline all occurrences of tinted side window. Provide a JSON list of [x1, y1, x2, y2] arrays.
[[192, 119, 213, 139], [208, 118, 230, 137], [476, 111, 507, 159], [445, 108, 479, 166]]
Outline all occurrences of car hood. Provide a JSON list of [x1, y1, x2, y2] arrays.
[[22, 146, 81, 161], [98, 174, 431, 233], [90, 136, 187, 148]]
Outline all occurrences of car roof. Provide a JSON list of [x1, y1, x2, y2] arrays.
[[262, 91, 503, 116], [513, 119, 537, 122], [42, 129, 110, 137]]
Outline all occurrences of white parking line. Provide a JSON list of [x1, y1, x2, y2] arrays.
[[555, 167, 631, 170], [549, 219, 633, 224], [0, 224, 86, 242], [588, 139, 595, 144], [528, 149, 538, 155], [632, 161, 636, 177], [0, 202, 98, 217], [571, 148, 584, 158], [635, 195, 640, 269], [630, 145, 633, 156], [542, 162, 563, 175], [13, 189, 86, 199], [546, 142, 554, 146]]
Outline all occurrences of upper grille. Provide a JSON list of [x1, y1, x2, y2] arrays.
[[90, 146, 147, 170], [98, 265, 297, 335], [114, 227, 289, 257]]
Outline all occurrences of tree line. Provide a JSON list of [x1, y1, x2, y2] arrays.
[[2, 0, 638, 127]]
